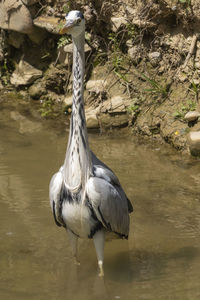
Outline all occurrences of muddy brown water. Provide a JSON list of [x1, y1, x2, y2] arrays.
[[0, 98, 200, 300]]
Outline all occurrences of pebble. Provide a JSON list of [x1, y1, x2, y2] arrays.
[[187, 131, 200, 156], [148, 51, 161, 60], [184, 111, 200, 122]]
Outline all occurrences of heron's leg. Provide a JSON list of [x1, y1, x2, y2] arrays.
[[93, 229, 105, 277], [67, 229, 80, 265]]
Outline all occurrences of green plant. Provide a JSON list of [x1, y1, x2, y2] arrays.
[[0, 58, 14, 86], [188, 81, 199, 101], [179, 0, 190, 4], [142, 73, 168, 99], [127, 103, 140, 114], [63, 4, 70, 14], [126, 23, 136, 39], [174, 100, 197, 120], [39, 98, 55, 118], [57, 36, 71, 49], [108, 33, 129, 83]]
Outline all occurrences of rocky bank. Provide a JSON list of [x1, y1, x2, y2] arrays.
[[1, 0, 200, 155]]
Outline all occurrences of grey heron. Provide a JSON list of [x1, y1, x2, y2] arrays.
[[49, 10, 133, 276]]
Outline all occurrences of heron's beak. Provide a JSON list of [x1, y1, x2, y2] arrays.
[[59, 21, 74, 34]]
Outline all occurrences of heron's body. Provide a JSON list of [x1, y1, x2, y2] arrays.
[[49, 10, 133, 276]]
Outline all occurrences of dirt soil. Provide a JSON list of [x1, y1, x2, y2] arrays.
[[1, 0, 200, 155]]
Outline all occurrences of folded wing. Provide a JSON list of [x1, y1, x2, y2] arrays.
[[86, 152, 133, 238]]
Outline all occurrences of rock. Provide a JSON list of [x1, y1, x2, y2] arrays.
[[85, 106, 99, 129], [126, 39, 132, 48], [33, 16, 61, 34], [0, 0, 33, 33], [195, 62, 200, 69], [58, 46, 71, 65], [187, 131, 200, 156], [63, 96, 72, 107], [64, 43, 91, 53], [58, 44, 73, 65], [21, 0, 39, 5], [149, 52, 161, 60], [63, 44, 73, 53], [101, 96, 126, 113], [178, 72, 187, 83], [44, 66, 65, 94], [128, 45, 141, 64], [98, 112, 128, 128], [86, 80, 106, 92], [58, 43, 91, 65], [47, 6, 55, 16], [28, 26, 47, 44], [192, 79, 200, 85], [28, 81, 46, 99], [184, 111, 200, 122], [110, 96, 126, 113], [148, 51, 161, 66], [10, 60, 42, 86], [98, 96, 128, 128], [111, 17, 127, 32], [7, 31, 24, 48]]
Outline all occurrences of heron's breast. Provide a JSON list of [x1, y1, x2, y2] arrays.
[[62, 202, 96, 238]]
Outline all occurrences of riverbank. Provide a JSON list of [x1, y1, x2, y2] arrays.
[[1, 0, 200, 155]]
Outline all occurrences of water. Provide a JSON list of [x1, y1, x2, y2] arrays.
[[1, 97, 200, 300]]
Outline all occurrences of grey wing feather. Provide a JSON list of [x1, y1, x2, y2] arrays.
[[87, 152, 133, 237], [49, 167, 65, 227], [86, 176, 130, 237], [91, 151, 133, 213]]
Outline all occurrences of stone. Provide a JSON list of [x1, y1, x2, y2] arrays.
[[128, 45, 141, 64], [28, 81, 46, 99], [148, 52, 161, 66], [28, 26, 47, 44], [0, 0, 33, 34], [111, 17, 127, 32], [10, 60, 43, 86], [86, 80, 106, 92], [63, 96, 72, 107], [195, 62, 200, 69], [63, 44, 73, 53], [59, 43, 91, 65], [126, 39, 132, 48], [85, 107, 99, 129], [7, 31, 24, 48], [148, 52, 161, 60], [98, 96, 128, 128], [33, 16, 61, 34], [64, 43, 91, 53], [187, 131, 200, 156], [193, 79, 200, 85], [178, 72, 187, 83], [101, 96, 126, 113], [21, 0, 39, 5], [58, 46, 71, 65], [98, 112, 128, 128], [184, 111, 200, 122], [110, 96, 126, 113]]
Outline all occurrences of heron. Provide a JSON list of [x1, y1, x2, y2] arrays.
[[49, 10, 133, 277]]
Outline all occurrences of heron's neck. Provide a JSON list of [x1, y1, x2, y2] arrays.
[[64, 33, 91, 191], [71, 33, 89, 149]]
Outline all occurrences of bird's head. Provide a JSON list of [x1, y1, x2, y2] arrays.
[[60, 10, 85, 38]]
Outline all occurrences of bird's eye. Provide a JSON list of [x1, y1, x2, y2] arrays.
[[76, 18, 81, 24]]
